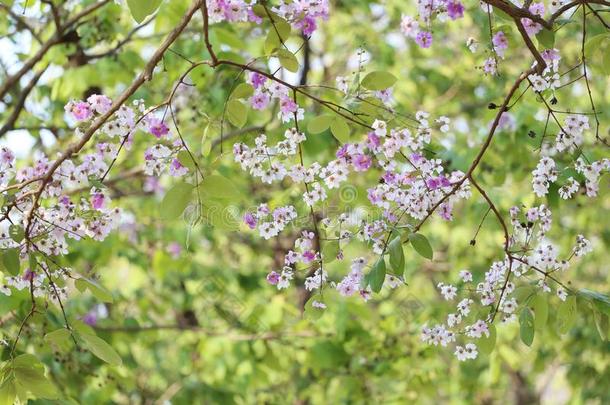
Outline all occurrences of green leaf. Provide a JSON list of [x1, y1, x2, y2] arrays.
[[10, 354, 59, 399], [230, 83, 254, 100], [177, 150, 197, 172], [263, 18, 291, 54], [0, 377, 16, 405], [76, 277, 113, 303], [532, 294, 548, 331], [519, 308, 535, 346], [8, 225, 23, 243], [536, 28, 555, 49], [578, 289, 610, 315], [330, 117, 350, 143], [2, 249, 20, 276], [388, 236, 405, 273], [44, 328, 72, 347], [276, 49, 299, 72], [307, 115, 333, 134], [593, 310, 609, 341], [159, 182, 194, 220], [199, 174, 242, 201], [126, 0, 163, 23], [361, 71, 397, 91], [408, 233, 433, 260], [322, 240, 340, 263], [368, 258, 386, 293], [478, 324, 496, 355], [79, 333, 122, 366], [556, 296, 577, 334], [226, 99, 248, 128]]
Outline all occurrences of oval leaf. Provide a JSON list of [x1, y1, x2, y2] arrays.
[[361, 71, 397, 91], [408, 233, 433, 260]]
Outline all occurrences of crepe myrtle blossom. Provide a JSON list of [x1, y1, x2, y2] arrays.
[[415, 31, 433, 48]]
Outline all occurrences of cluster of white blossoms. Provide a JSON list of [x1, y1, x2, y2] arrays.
[[532, 156, 558, 197], [420, 201, 595, 361], [528, 49, 562, 92]]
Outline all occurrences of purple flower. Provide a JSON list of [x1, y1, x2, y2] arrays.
[[249, 72, 267, 89], [243, 212, 257, 229], [302, 250, 316, 263], [336, 144, 349, 159], [353, 154, 372, 172], [296, 16, 317, 36], [249, 92, 270, 110], [91, 191, 105, 210], [22, 269, 35, 282], [447, 1, 465, 20], [148, 118, 169, 138], [266, 271, 280, 285], [426, 177, 441, 190], [247, 8, 263, 24], [367, 132, 381, 150], [82, 311, 98, 326], [415, 31, 433, 48]]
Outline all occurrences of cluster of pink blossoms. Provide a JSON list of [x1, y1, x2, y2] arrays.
[[0, 94, 190, 298], [400, 0, 465, 49]]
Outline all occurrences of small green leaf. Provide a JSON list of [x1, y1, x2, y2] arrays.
[[368, 258, 386, 293], [79, 333, 122, 366], [276, 49, 299, 72], [159, 182, 194, 220], [593, 310, 609, 341], [2, 249, 20, 276], [519, 307, 535, 346], [408, 233, 433, 260], [9, 225, 23, 243], [76, 278, 113, 303], [478, 323, 496, 355], [557, 296, 577, 334], [226, 99, 248, 128], [361, 71, 397, 91], [532, 294, 548, 331], [176, 150, 197, 172], [44, 328, 71, 346], [230, 83, 254, 100], [322, 240, 340, 263], [388, 236, 405, 273], [330, 117, 350, 143], [126, 0, 163, 23], [307, 115, 333, 134], [536, 28, 555, 49]]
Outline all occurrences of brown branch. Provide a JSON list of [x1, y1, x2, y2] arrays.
[[0, 0, 111, 104], [0, 65, 48, 137], [22, 0, 204, 238]]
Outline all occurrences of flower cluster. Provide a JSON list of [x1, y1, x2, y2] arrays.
[[207, 0, 329, 36], [400, 0, 465, 49], [0, 95, 191, 297], [419, 201, 595, 361]]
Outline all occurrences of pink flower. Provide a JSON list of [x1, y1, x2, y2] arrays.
[[266, 271, 280, 285], [167, 242, 182, 258], [148, 118, 169, 138], [87, 94, 112, 114], [415, 31, 433, 48], [67, 101, 92, 121], [353, 154, 372, 171], [249, 92, 270, 110], [280, 97, 298, 114]]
